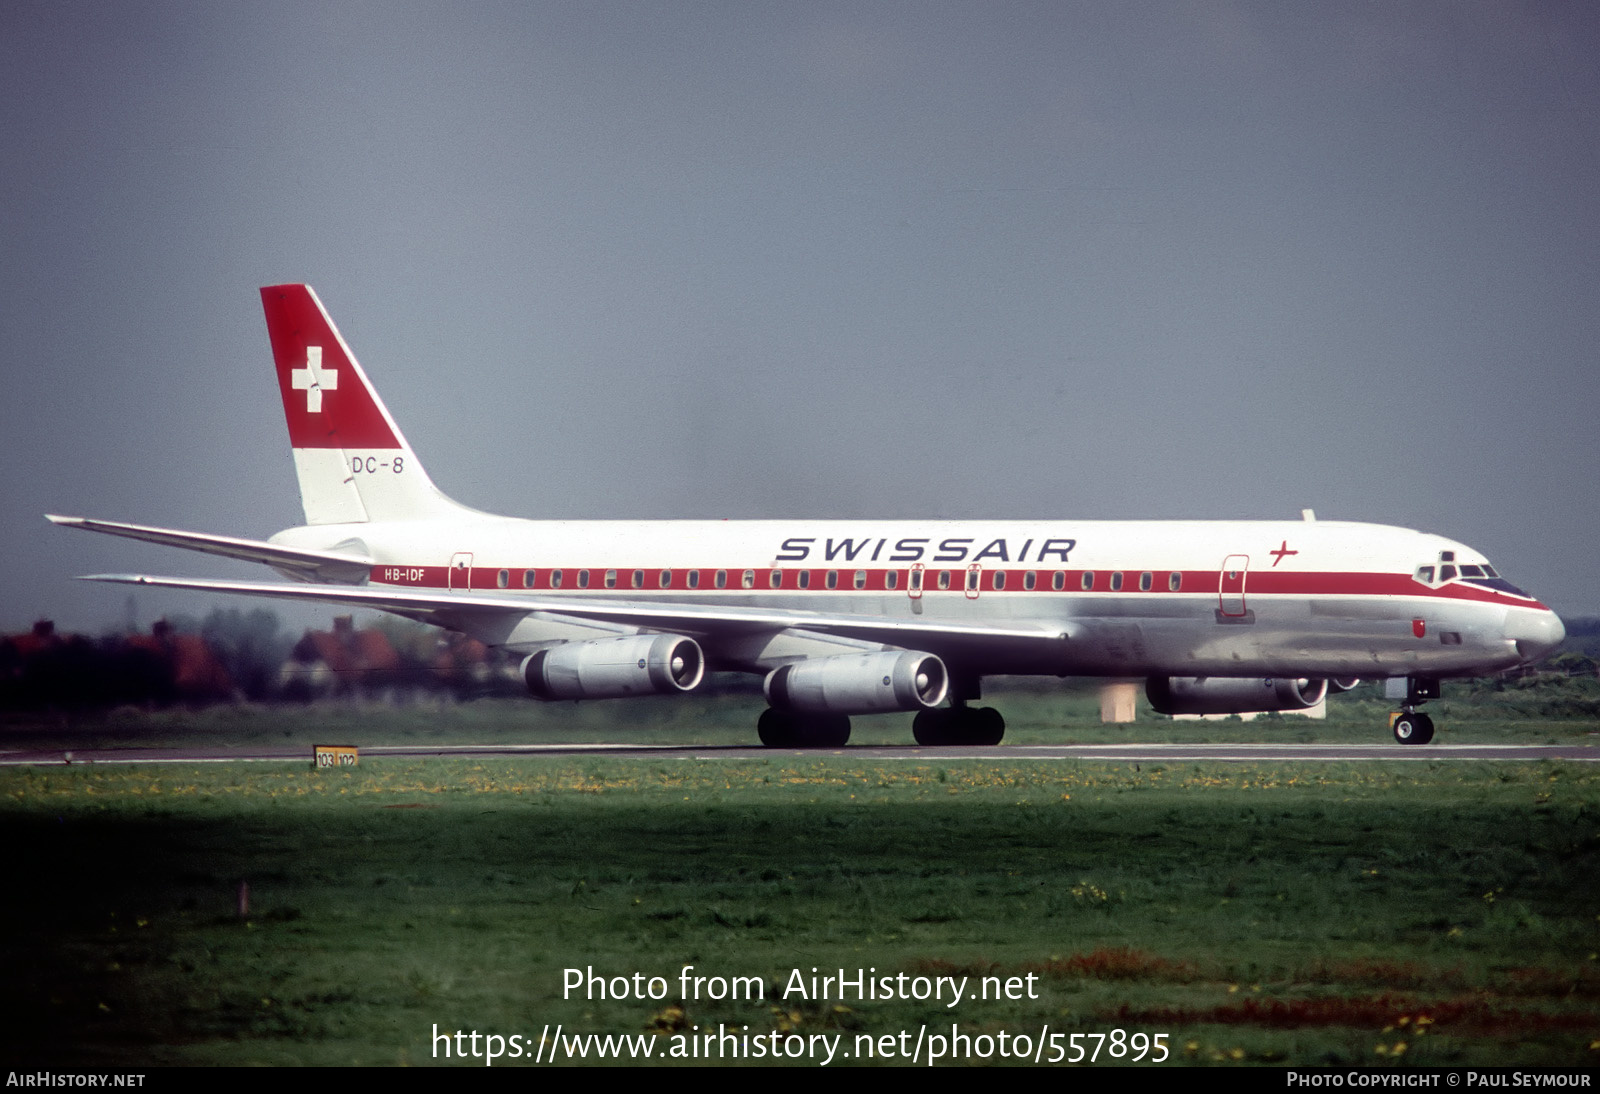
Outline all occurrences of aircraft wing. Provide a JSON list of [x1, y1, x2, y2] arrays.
[[48, 516, 373, 583], [80, 573, 1070, 648]]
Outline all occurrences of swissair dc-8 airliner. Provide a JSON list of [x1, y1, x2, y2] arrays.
[[50, 285, 1565, 747]]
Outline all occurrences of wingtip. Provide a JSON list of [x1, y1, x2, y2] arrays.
[[46, 514, 82, 526]]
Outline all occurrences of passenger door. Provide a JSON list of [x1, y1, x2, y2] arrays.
[[1219, 554, 1248, 617]]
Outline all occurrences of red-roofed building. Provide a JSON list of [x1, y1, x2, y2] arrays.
[[126, 619, 235, 702], [281, 615, 401, 698]]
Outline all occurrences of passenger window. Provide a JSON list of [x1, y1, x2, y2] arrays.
[[1139, 571, 1152, 591], [1023, 571, 1036, 590], [497, 569, 509, 589], [965, 570, 978, 592], [854, 570, 866, 589], [937, 570, 951, 590], [799, 571, 811, 589], [741, 569, 754, 589], [1053, 571, 1065, 591], [687, 570, 699, 589], [885, 571, 899, 590], [714, 570, 727, 589], [1110, 572, 1124, 591], [550, 569, 563, 589], [577, 569, 590, 589], [659, 570, 672, 588], [604, 569, 617, 589], [992, 572, 1005, 590], [825, 570, 837, 589], [523, 569, 536, 589], [631, 570, 644, 589], [1080, 572, 1093, 591], [770, 570, 783, 588], [1168, 572, 1182, 592]]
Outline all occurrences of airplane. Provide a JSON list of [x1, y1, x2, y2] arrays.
[[49, 284, 1566, 747]]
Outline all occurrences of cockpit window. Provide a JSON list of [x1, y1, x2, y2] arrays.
[[1464, 561, 1533, 597], [1418, 554, 1531, 598], [1475, 576, 1533, 597]]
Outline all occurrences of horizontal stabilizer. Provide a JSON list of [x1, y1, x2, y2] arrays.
[[48, 516, 373, 584]]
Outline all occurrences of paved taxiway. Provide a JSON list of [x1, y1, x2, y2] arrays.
[[1, 742, 1594, 766]]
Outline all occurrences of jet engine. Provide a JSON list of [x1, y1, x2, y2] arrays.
[[764, 650, 948, 714], [1328, 677, 1361, 693], [523, 634, 704, 700], [1146, 676, 1329, 716]]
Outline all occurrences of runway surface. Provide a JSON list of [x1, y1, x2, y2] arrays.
[[1, 741, 1594, 766]]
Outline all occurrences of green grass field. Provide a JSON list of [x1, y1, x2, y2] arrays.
[[2, 699, 1598, 1066], [6, 672, 1599, 750]]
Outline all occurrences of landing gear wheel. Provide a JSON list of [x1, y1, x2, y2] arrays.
[[1392, 711, 1434, 745], [913, 708, 951, 745], [758, 709, 851, 748], [912, 707, 1005, 745], [973, 706, 1005, 746], [758, 708, 792, 747], [810, 713, 851, 748]]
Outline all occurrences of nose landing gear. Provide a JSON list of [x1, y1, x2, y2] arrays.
[[1390, 710, 1434, 744], [1386, 677, 1440, 745]]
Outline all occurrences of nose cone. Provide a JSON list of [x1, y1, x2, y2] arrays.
[[1509, 609, 1565, 664]]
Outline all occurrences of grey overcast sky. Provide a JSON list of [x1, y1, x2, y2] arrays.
[[4, 1, 1597, 635]]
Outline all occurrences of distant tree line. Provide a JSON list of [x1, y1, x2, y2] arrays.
[[1559, 616, 1600, 660], [1, 609, 522, 712]]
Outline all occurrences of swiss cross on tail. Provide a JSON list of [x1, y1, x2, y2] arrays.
[[291, 346, 337, 412], [261, 285, 401, 450]]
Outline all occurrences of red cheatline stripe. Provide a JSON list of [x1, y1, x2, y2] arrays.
[[364, 564, 1547, 610]]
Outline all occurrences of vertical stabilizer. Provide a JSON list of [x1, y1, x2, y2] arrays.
[[260, 285, 458, 525]]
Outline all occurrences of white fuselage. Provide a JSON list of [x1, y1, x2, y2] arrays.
[[272, 515, 1560, 681]]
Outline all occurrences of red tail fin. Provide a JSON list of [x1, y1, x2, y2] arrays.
[[261, 285, 402, 450], [260, 285, 457, 525]]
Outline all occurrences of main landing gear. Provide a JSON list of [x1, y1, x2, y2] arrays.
[[755, 675, 1007, 749], [912, 673, 1005, 746], [754, 706, 1008, 747], [757, 708, 851, 748], [912, 704, 1006, 746], [1386, 677, 1441, 745]]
